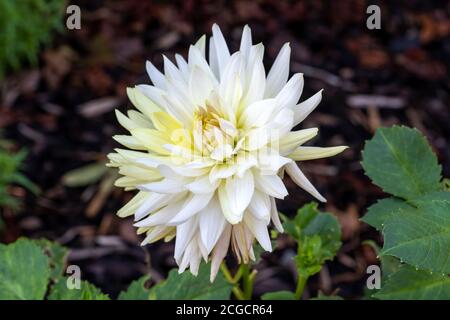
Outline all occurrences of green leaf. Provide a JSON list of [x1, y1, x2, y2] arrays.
[[118, 275, 150, 300], [374, 264, 450, 300], [0, 238, 50, 299], [362, 198, 413, 230], [48, 278, 110, 300], [381, 199, 450, 274], [62, 162, 108, 187], [149, 263, 232, 300], [35, 239, 68, 279], [409, 191, 450, 207], [310, 292, 343, 300], [380, 256, 402, 281], [361, 126, 441, 200], [11, 172, 39, 195], [261, 291, 296, 300], [283, 203, 341, 278]]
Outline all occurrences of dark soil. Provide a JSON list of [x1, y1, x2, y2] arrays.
[[1, 0, 449, 299]]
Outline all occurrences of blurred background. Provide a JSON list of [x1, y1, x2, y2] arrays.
[[0, 0, 448, 299]]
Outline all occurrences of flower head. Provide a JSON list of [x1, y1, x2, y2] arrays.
[[108, 24, 347, 281]]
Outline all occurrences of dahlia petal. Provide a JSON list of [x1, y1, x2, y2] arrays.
[[239, 25, 252, 59], [208, 36, 219, 79], [134, 200, 185, 227], [199, 199, 227, 253], [248, 190, 271, 223], [145, 60, 166, 89], [279, 128, 319, 155], [289, 146, 348, 161], [141, 226, 174, 245], [138, 178, 187, 193], [168, 192, 214, 225], [239, 98, 278, 129], [127, 87, 162, 118], [254, 173, 288, 199], [293, 89, 323, 126], [163, 55, 185, 84], [285, 162, 326, 202], [174, 216, 199, 262], [241, 57, 265, 106], [134, 192, 172, 221], [189, 66, 215, 108], [218, 170, 254, 224], [210, 225, 231, 282], [117, 191, 148, 218], [265, 43, 290, 98], [115, 109, 138, 132], [243, 213, 272, 252], [194, 34, 206, 57], [175, 54, 189, 80], [276, 73, 304, 110], [212, 23, 231, 78], [270, 197, 284, 232], [127, 110, 154, 128]]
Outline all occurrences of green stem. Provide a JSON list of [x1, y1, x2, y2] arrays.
[[220, 263, 236, 284], [294, 274, 308, 300], [241, 264, 252, 299], [220, 262, 256, 300]]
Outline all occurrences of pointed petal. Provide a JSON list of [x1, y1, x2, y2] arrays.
[[199, 199, 227, 253], [174, 216, 199, 262], [210, 225, 231, 282], [276, 73, 304, 110], [254, 173, 288, 199], [134, 201, 185, 227], [265, 43, 290, 98], [248, 191, 271, 223], [138, 178, 187, 193], [239, 98, 278, 128], [218, 170, 254, 224], [134, 193, 172, 221], [279, 128, 319, 155], [289, 146, 348, 161], [168, 192, 214, 225], [293, 89, 323, 125], [146, 60, 166, 89], [285, 162, 326, 202], [270, 197, 284, 232], [239, 25, 252, 58], [212, 24, 231, 78], [243, 213, 272, 251]]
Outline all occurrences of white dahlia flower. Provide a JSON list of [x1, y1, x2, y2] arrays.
[[108, 24, 347, 281]]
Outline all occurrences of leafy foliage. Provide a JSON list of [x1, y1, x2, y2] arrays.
[[0, 148, 38, 210], [0, 239, 50, 299], [284, 202, 341, 279], [149, 263, 232, 300], [48, 279, 110, 300], [118, 275, 150, 300], [0, 238, 107, 300], [362, 126, 441, 199], [261, 291, 295, 300], [35, 239, 68, 279], [0, 238, 232, 300], [374, 265, 450, 300], [381, 198, 450, 274], [362, 126, 450, 300], [0, 0, 65, 78], [264, 203, 342, 300]]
